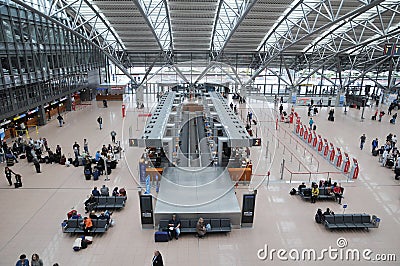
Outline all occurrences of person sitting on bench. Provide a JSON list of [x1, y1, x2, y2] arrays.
[[83, 217, 93, 235], [315, 209, 323, 223], [333, 184, 343, 204], [323, 208, 334, 218], [196, 217, 207, 238], [168, 214, 181, 240], [84, 195, 97, 213], [298, 182, 306, 192]]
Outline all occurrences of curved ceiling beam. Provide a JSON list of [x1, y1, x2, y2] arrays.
[[246, 0, 385, 86], [11, 0, 137, 84], [211, 0, 258, 59], [292, 27, 400, 87], [133, 0, 189, 83], [134, 0, 172, 50]]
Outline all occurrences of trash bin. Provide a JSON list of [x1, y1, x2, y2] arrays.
[[372, 215, 380, 228]]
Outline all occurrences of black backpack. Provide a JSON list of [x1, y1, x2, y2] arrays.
[[289, 188, 297, 195]]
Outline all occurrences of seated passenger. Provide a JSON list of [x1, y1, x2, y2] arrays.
[[100, 185, 109, 196], [315, 208, 323, 223], [67, 209, 78, 219], [119, 187, 127, 197], [298, 182, 306, 193], [91, 186, 101, 197], [196, 217, 206, 238], [83, 217, 93, 235], [112, 187, 120, 196], [333, 184, 343, 205], [323, 208, 334, 217], [168, 214, 181, 240], [71, 212, 82, 219], [84, 195, 97, 213], [89, 210, 98, 220], [324, 178, 332, 188]]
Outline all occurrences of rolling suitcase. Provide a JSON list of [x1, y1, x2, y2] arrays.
[[93, 170, 99, 181], [252, 119, 257, 125], [14, 182, 22, 188], [155, 231, 169, 242], [372, 149, 378, 156]]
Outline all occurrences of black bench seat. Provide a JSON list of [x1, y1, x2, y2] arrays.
[[158, 218, 232, 235], [62, 218, 109, 234], [324, 214, 379, 231]]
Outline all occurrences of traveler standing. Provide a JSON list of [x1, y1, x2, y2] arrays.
[[57, 114, 64, 127], [97, 115, 103, 130], [83, 139, 89, 154], [4, 166, 15, 186], [110, 130, 117, 143], [360, 134, 366, 150], [33, 157, 41, 173], [309, 118, 314, 129], [152, 250, 164, 266]]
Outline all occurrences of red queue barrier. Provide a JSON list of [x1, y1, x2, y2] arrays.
[[289, 116, 358, 179], [329, 143, 335, 162], [350, 158, 359, 179], [342, 153, 350, 173], [335, 148, 343, 168], [323, 140, 329, 157], [304, 128, 309, 141], [312, 134, 318, 148], [308, 132, 313, 143], [317, 136, 323, 152]]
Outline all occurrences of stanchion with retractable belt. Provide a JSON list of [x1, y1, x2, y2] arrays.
[[329, 143, 335, 162], [122, 104, 126, 118], [289, 112, 294, 123], [317, 136, 323, 152], [312, 133, 318, 148], [342, 153, 350, 174], [334, 148, 343, 168], [350, 159, 359, 179], [322, 139, 329, 156]]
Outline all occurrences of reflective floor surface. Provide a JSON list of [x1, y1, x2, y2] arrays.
[[0, 93, 399, 265]]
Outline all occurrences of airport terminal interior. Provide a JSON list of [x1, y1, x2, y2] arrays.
[[0, 0, 399, 265]]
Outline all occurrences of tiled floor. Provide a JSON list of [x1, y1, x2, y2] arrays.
[[0, 94, 399, 265]]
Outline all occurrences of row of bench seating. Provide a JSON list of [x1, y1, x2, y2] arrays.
[[91, 196, 126, 210], [63, 218, 109, 234], [299, 187, 336, 201], [324, 214, 379, 230], [159, 218, 231, 234]]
